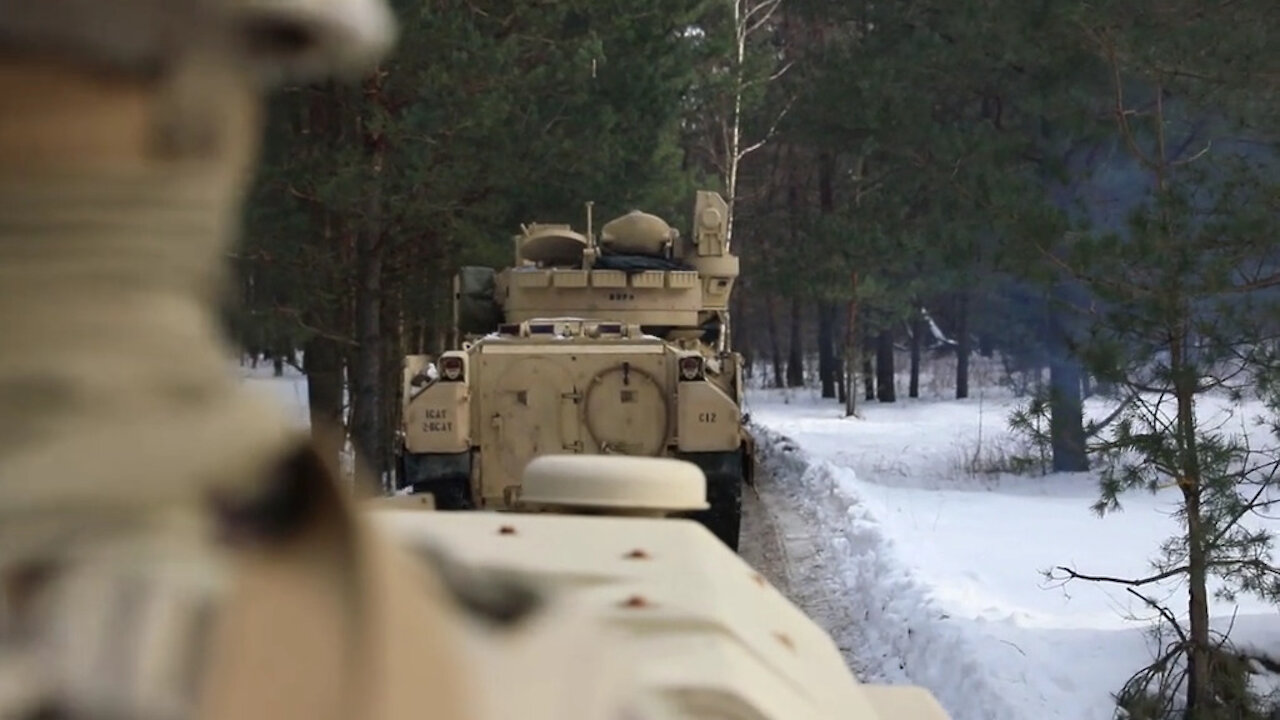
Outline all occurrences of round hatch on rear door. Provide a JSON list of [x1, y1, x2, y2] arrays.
[[581, 363, 670, 456]]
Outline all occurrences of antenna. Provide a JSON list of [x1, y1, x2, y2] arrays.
[[585, 201, 595, 247]]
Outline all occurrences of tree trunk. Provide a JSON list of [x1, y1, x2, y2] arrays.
[[350, 81, 390, 496], [786, 296, 804, 387], [414, 321, 428, 355], [956, 290, 971, 399], [767, 292, 784, 388], [303, 333, 345, 475], [350, 226, 384, 497], [1169, 332, 1211, 718], [814, 151, 836, 398], [1184, 490, 1211, 720], [836, 308, 848, 405], [978, 331, 995, 358], [379, 282, 404, 490], [909, 308, 923, 398], [836, 354, 847, 403], [433, 324, 450, 359], [843, 272, 858, 417], [875, 328, 895, 402], [862, 328, 875, 401], [1048, 352, 1088, 472], [818, 302, 837, 398]]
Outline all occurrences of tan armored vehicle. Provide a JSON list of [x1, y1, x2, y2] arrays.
[[397, 191, 753, 549], [371, 454, 953, 720]]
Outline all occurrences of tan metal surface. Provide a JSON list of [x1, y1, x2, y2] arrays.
[[676, 380, 743, 452], [472, 340, 675, 504], [519, 455, 709, 512], [373, 503, 953, 719]]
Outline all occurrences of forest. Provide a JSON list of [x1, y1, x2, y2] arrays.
[[231, 2, 1280, 715]]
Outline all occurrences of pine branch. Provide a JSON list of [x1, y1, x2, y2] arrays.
[[1209, 557, 1280, 578], [1084, 391, 1138, 439], [271, 304, 358, 347], [1127, 588, 1190, 646], [1054, 564, 1188, 587], [738, 94, 796, 160]]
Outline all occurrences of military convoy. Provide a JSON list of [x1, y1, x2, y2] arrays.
[[383, 193, 953, 716], [396, 191, 754, 549]]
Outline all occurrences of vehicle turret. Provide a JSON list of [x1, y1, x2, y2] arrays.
[[458, 190, 739, 351]]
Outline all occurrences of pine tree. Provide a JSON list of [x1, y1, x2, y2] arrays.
[[1041, 2, 1280, 715]]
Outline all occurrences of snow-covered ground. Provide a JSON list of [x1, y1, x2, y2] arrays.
[[745, 366, 1280, 720], [234, 360, 312, 428], [237, 356, 1280, 720]]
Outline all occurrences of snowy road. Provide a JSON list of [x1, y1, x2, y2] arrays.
[[739, 448, 873, 679]]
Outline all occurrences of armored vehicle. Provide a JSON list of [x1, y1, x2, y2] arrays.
[[371, 454, 953, 719], [396, 191, 752, 549]]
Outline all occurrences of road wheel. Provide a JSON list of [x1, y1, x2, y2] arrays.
[[416, 474, 472, 510], [700, 469, 743, 551], [402, 452, 474, 510]]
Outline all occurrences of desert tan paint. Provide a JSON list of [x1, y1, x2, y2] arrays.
[[403, 334, 745, 506], [374, 487, 954, 720], [402, 192, 750, 504], [501, 268, 704, 325]]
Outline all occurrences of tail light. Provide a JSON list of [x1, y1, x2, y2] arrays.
[[679, 355, 704, 381], [439, 355, 465, 381]]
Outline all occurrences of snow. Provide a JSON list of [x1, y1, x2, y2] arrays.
[[233, 360, 310, 429], [745, 368, 1280, 720], [234, 353, 1280, 719]]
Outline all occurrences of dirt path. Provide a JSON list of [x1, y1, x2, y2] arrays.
[[739, 468, 872, 677], [739, 475, 796, 596]]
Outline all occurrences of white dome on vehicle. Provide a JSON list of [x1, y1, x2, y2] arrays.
[[521, 455, 709, 513]]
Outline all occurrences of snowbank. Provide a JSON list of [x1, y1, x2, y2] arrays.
[[752, 424, 1027, 720], [747, 384, 1280, 720]]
